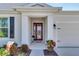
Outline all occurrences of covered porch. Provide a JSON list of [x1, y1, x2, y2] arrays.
[[21, 14, 54, 48]]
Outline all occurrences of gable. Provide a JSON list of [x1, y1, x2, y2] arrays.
[[20, 3, 53, 8], [31, 4, 45, 7]]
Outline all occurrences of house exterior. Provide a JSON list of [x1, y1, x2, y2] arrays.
[[0, 3, 79, 49]]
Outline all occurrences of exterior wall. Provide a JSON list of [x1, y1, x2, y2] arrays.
[[0, 13, 21, 47], [0, 11, 55, 47], [54, 14, 79, 47], [1, 9, 79, 48]]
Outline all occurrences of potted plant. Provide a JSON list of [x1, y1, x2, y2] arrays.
[[47, 40, 56, 51]]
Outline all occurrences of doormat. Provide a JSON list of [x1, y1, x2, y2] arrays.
[[43, 49, 58, 56]]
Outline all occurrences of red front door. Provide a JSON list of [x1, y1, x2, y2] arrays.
[[33, 23, 43, 40]]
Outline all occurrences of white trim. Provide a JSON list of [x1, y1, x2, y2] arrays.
[[6, 17, 9, 38]]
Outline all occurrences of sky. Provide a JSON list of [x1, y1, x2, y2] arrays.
[[49, 3, 79, 11]]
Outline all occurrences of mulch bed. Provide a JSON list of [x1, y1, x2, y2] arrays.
[[43, 49, 58, 56], [17, 47, 31, 56]]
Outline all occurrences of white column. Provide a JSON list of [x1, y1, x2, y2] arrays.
[[47, 15, 54, 40], [22, 15, 30, 45]]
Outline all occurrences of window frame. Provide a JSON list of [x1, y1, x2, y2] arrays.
[[0, 17, 10, 38]]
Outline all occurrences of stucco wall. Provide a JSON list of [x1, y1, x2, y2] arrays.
[[0, 13, 21, 47], [1, 11, 79, 48]]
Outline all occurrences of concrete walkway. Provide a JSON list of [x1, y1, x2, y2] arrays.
[[29, 41, 45, 56], [29, 41, 47, 50], [30, 49, 44, 56]]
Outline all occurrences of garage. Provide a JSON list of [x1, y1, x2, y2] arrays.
[[54, 15, 79, 47]]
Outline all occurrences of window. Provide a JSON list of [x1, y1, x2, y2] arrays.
[[0, 18, 8, 37], [0, 17, 15, 38]]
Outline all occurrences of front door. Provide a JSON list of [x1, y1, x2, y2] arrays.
[[33, 23, 43, 41]]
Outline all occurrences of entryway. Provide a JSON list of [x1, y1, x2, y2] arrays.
[[29, 17, 47, 49], [33, 23, 43, 41], [30, 17, 47, 44]]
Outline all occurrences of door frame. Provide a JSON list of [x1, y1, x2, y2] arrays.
[[33, 23, 43, 40]]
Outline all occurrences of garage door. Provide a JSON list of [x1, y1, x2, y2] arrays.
[[56, 22, 79, 47]]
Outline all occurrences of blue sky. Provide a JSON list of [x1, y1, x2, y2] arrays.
[[49, 3, 79, 11]]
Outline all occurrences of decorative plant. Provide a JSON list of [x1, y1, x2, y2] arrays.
[[20, 44, 29, 53], [47, 40, 56, 51], [9, 44, 18, 56], [13, 43, 17, 47], [0, 48, 10, 56], [6, 42, 18, 56]]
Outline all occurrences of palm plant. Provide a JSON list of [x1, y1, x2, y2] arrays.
[[47, 40, 56, 51]]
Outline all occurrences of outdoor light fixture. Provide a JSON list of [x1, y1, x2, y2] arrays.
[[53, 24, 56, 29]]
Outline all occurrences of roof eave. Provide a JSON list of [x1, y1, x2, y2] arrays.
[[13, 7, 62, 13]]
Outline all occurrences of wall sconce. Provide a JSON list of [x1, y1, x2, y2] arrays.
[[53, 24, 56, 29]]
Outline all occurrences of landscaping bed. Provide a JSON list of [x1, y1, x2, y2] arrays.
[[43, 49, 58, 56], [0, 42, 31, 56], [0, 47, 31, 56]]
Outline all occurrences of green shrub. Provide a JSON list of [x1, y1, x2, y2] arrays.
[[0, 48, 10, 56]]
